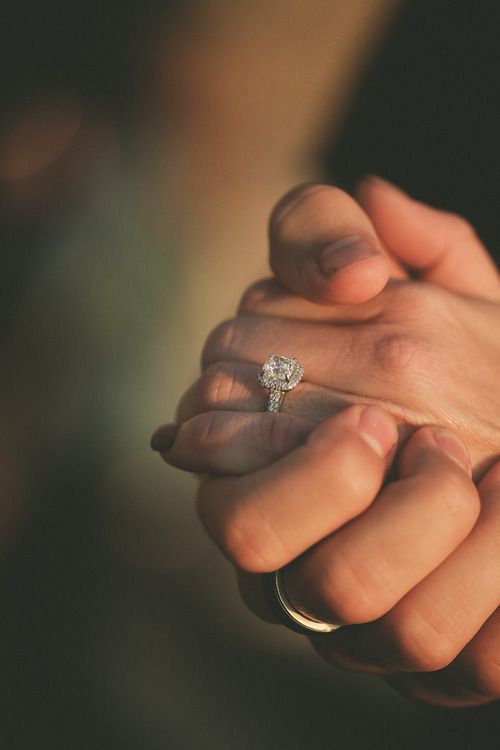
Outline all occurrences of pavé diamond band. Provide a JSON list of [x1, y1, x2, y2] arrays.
[[257, 354, 304, 413]]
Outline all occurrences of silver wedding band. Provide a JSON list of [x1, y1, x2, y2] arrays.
[[262, 568, 342, 635]]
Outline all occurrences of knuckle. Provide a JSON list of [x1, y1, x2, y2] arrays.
[[199, 477, 290, 574], [199, 362, 239, 409], [315, 552, 388, 625], [388, 608, 458, 672], [238, 279, 275, 313], [373, 332, 432, 382], [202, 319, 238, 368], [221, 505, 285, 573], [187, 412, 223, 453]]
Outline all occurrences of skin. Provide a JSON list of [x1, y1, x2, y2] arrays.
[[152, 179, 500, 707]]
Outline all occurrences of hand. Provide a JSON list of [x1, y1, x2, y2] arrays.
[[170, 181, 500, 474], [266, 176, 500, 304], [157, 400, 500, 707], [152, 181, 500, 706]]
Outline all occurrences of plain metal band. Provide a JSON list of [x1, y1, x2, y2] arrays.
[[263, 568, 342, 635]]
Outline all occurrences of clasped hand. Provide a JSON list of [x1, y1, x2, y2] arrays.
[[153, 178, 500, 707]]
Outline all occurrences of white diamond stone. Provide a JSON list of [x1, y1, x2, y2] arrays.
[[257, 354, 304, 392]]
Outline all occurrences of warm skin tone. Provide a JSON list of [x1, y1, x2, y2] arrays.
[[152, 179, 500, 707]]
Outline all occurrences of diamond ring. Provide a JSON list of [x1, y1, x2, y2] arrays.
[[257, 354, 304, 413]]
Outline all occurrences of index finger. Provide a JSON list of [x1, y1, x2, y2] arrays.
[[357, 176, 500, 301]]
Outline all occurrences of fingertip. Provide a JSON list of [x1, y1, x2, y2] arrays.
[[150, 423, 179, 453], [432, 429, 471, 475], [355, 174, 419, 235], [290, 244, 389, 306], [321, 251, 390, 304], [315, 233, 389, 303], [357, 405, 398, 458], [309, 404, 397, 459], [356, 174, 409, 206], [399, 425, 471, 476]]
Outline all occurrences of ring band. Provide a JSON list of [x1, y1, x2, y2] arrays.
[[262, 568, 342, 635], [257, 354, 304, 413]]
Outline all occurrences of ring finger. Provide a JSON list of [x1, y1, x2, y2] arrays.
[[200, 314, 426, 415], [201, 315, 371, 394], [176, 361, 353, 425]]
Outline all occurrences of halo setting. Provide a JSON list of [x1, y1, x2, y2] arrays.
[[257, 354, 304, 412]]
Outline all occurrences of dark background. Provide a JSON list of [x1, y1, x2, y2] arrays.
[[2, 1, 500, 748], [324, 0, 500, 261]]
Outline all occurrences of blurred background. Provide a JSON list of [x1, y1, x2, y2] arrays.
[[2, 1, 500, 748]]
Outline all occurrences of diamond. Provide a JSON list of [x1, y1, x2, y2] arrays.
[[257, 354, 304, 392]]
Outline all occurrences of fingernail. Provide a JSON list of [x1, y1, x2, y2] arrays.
[[150, 424, 179, 452], [358, 406, 397, 458], [318, 236, 379, 277], [432, 429, 470, 473]]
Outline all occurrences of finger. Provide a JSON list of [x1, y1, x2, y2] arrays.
[[383, 462, 500, 707], [357, 176, 500, 300], [176, 361, 352, 424], [197, 405, 397, 572], [391, 606, 500, 708], [269, 184, 402, 306], [237, 276, 419, 325], [201, 314, 435, 426], [238, 278, 385, 323], [202, 316, 358, 388], [151, 410, 314, 475], [317, 456, 500, 677], [201, 315, 372, 396], [176, 361, 262, 422], [384, 609, 500, 708], [283, 426, 476, 628]]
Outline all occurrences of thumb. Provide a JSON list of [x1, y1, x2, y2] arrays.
[[268, 184, 401, 305], [357, 176, 500, 301]]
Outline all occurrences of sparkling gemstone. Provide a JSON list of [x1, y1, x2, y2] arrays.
[[257, 354, 304, 391]]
